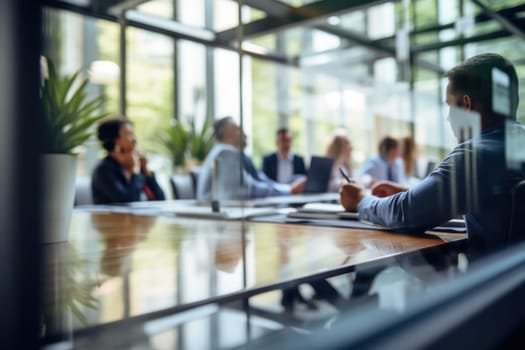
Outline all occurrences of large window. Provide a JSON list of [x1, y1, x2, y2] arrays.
[[127, 28, 174, 153], [43, 0, 525, 181], [43, 9, 120, 177]]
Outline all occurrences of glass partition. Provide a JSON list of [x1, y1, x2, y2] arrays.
[[39, 0, 525, 348]]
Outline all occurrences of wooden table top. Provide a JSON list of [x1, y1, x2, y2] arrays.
[[42, 211, 463, 334]]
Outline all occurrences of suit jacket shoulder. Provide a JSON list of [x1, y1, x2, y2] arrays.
[[293, 154, 307, 175], [262, 152, 278, 181]]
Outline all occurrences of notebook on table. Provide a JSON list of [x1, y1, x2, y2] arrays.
[[286, 202, 359, 220]]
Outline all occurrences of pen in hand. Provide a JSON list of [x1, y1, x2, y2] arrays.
[[339, 167, 353, 183]]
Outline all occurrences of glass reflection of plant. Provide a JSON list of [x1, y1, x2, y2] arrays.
[[42, 242, 99, 337], [67, 244, 99, 325]]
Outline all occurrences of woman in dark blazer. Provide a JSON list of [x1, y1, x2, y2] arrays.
[[91, 116, 165, 204]]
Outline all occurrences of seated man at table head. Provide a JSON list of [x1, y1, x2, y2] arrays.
[[91, 116, 165, 204], [340, 53, 524, 253], [196, 116, 305, 201], [325, 129, 353, 192], [262, 127, 307, 184], [358, 136, 406, 186]]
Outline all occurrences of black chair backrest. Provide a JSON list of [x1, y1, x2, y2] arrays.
[[507, 180, 525, 244], [189, 167, 201, 196], [74, 176, 93, 205], [170, 174, 195, 200]]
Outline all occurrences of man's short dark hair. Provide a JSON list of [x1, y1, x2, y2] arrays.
[[446, 53, 519, 120], [97, 116, 130, 151], [378, 136, 399, 158], [276, 127, 289, 136], [213, 116, 235, 141]]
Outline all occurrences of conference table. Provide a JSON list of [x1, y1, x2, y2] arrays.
[[41, 209, 465, 345]]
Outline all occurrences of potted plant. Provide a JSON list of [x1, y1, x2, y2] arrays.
[[40, 57, 109, 243], [188, 117, 214, 164], [159, 120, 189, 172], [160, 117, 214, 172]]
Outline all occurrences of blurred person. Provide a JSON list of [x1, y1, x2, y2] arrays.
[[96, 214, 157, 277], [401, 135, 423, 186], [340, 53, 525, 253], [262, 128, 307, 184], [401, 136, 417, 178], [358, 136, 406, 186], [92, 116, 165, 204], [325, 130, 353, 192], [197, 117, 305, 201]]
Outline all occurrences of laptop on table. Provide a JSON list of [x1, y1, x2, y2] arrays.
[[304, 156, 334, 194]]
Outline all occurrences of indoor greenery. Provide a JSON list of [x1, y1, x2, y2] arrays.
[[188, 117, 214, 163], [160, 121, 189, 167], [41, 57, 109, 154], [160, 117, 214, 168]]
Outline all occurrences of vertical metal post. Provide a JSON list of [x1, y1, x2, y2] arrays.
[[276, 32, 289, 128], [205, 0, 215, 122], [459, 0, 465, 62], [406, 0, 416, 134], [119, 12, 127, 117], [236, 0, 251, 342], [237, 0, 245, 190], [301, 30, 315, 160], [173, 0, 179, 121]]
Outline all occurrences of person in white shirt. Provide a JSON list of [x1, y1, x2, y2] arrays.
[[197, 118, 305, 201], [358, 136, 406, 186]]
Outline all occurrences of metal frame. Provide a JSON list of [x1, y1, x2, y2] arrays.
[[44, 0, 296, 65], [217, 0, 391, 42], [44, 0, 525, 71], [470, 0, 525, 42]]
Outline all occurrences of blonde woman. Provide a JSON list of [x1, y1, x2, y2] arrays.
[[325, 130, 353, 192], [401, 136, 417, 178]]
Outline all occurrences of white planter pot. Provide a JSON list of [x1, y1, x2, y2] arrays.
[[42, 154, 77, 243]]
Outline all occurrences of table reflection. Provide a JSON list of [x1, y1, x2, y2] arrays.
[[41, 211, 458, 340], [41, 242, 98, 340], [96, 214, 156, 277], [69, 240, 469, 350]]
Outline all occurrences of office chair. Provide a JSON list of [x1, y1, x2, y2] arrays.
[[507, 180, 525, 244], [74, 176, 94, 205], [170, 174, 195, 199], [189, 166, 201, 196]]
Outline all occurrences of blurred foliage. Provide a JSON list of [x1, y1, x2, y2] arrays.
[[188, 118, 214, 162], [41, 57, 109, 154], [160, 118, 214, 168]]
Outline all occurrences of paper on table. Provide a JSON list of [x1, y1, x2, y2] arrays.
[[430, 219, 467, 233], [161, 206, 279, 220], [301, 203, 345, 212], [286, 202, 359, 220]]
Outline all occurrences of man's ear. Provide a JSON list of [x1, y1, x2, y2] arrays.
[[462, 95, 472, 110]]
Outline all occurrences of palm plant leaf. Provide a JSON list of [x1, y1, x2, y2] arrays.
[[160, 122, 188, 167], [41, 57, 109, 154], [189, 117, 214, 162]]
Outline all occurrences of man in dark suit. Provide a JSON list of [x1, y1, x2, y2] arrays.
[[262, 128, 307, 184]]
